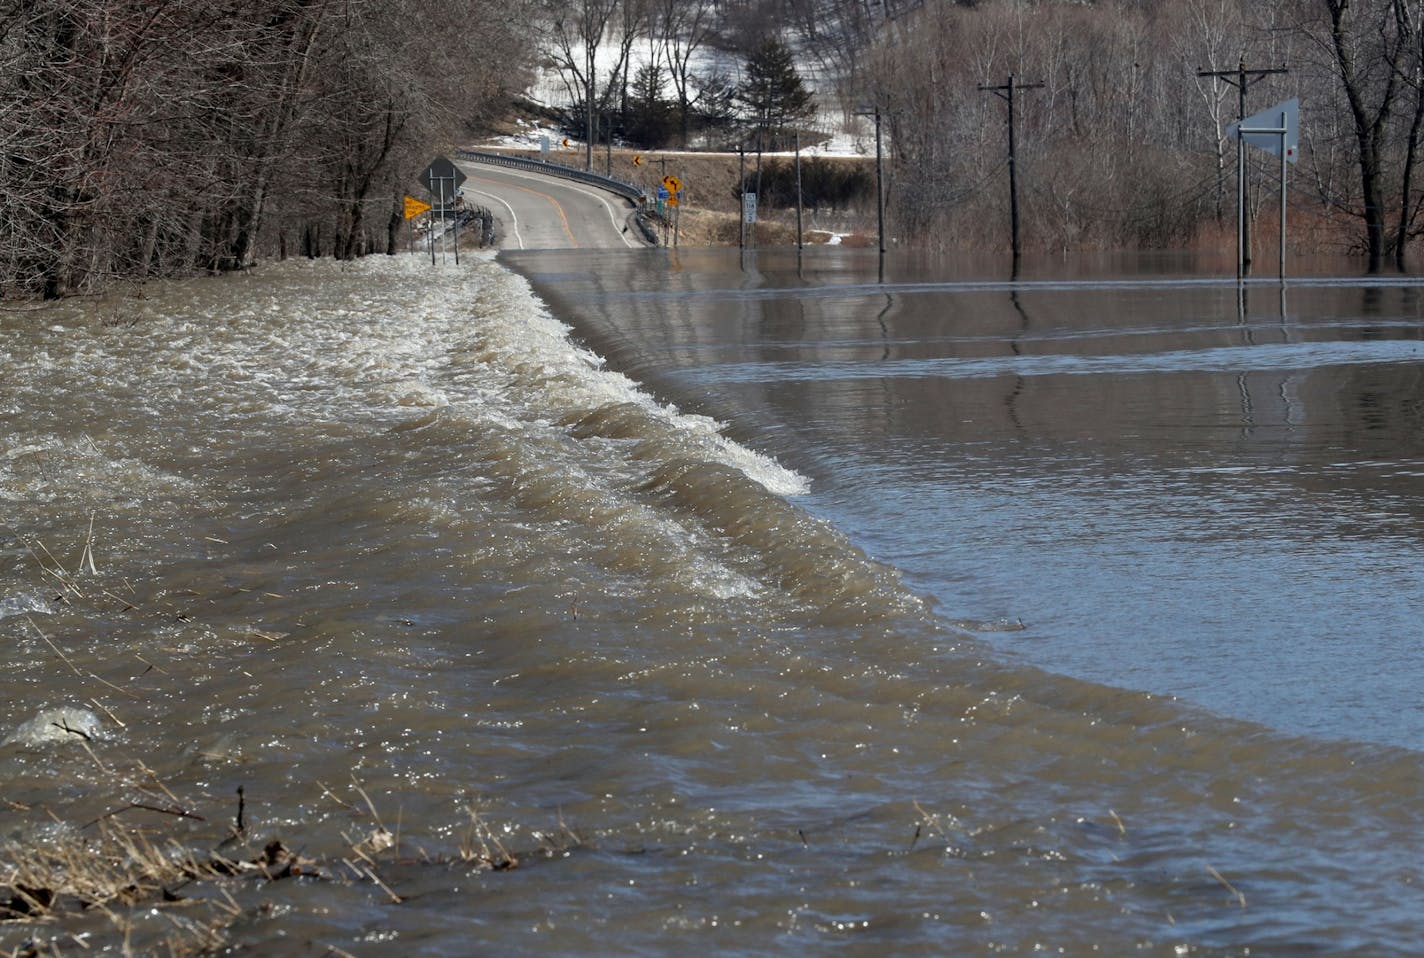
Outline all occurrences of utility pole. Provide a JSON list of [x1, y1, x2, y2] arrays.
[[585, 29, 595, 172], [1197, 61, 1288, 276], [874, 105, 885, 281], [979, 74, 1043, 267], [738, 145, 746, 250], [795, 131, 804, 251], [854, 103, 889, 280]]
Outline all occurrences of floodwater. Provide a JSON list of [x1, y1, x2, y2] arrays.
[[2, 249, 1423, 955], [511, 248, 1424, 750]]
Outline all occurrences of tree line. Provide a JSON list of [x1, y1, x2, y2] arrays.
[[0, 0, 528, 299], [525, 0, 1424, 270], [8, 0, 1424, 300], [542, 0, 1424, 271], [864, 0, 1424, 271], [537, 0, 819, 154]]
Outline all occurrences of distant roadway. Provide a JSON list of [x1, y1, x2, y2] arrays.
[[455, 158, 645, 251]]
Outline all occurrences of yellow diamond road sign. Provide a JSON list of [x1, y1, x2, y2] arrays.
[[403, 196, 432, 220], [662, 174, 683, 193]]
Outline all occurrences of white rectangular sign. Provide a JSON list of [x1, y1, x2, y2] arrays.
[[1226, 98, 1299, 163]]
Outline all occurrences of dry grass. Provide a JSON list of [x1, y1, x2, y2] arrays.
[[1, 531, 585, 956], [1, 822, 241, 956], [0, 774, 584, 956]]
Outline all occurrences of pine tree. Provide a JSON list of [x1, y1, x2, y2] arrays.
[[736, 37, 815, 146], [625, 63, 677, 148], [692, 71, 740, 141]]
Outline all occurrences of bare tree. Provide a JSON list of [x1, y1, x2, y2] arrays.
[[654, 0, 719, 146], [0, 0, 534, 298], [869, 0, 1219, 253], [1388, 0, 1424, 266], [1312, 0, 1407, 271], [538, 0, 620, 170], [1184, 0, 1248, 225]]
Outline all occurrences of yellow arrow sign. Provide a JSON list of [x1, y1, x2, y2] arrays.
[[403, 196, 432, 220], [632, 155, 643, 167], [662, 174, 683, 193]]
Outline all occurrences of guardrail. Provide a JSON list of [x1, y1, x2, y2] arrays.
[[457, 149, 646, 204]]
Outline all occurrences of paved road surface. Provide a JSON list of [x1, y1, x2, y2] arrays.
[[456, 158, 644, 251]]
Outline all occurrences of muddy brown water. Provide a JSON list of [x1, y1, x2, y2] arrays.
[[2, 249, 1423, 955]]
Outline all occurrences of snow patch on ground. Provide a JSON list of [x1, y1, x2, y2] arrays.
[[485, 113, 873, 159], [489, 39, 878, 159]]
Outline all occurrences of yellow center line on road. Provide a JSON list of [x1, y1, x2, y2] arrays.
[[467, 172, 580, 248]]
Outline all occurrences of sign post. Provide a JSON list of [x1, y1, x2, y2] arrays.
[[403, 196, 431, 255], [661, 176, 684, 248], [1226, 98, 1298, 280], [418, 156, 467, 266]]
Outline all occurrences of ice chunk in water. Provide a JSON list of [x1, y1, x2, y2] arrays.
[[4, 707, 104, 747], [0, 594, 52, 621]]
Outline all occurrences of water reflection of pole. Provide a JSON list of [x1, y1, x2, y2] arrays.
[[876, 292, 893, 361], [1005, 286, 1031, 432], [1235, 284, 1256, 433]]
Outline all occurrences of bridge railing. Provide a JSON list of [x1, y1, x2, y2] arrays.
[[457, 149, 646, 205]]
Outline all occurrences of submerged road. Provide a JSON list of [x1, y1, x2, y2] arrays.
[[455, 158, 645, 251]]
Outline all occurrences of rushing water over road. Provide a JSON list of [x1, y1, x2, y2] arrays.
[[511, 248, 1424, 750], [3, 251, 1424, 955]]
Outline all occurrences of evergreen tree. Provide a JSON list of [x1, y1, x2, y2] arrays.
[[692, 71, 740, 143], [736, 37, 815, 146], [625, 63, 677, 148]]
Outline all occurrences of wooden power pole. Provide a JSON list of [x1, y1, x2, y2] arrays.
[[1197, 61, 1288, 275], [979, 74, 1043, 267]]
